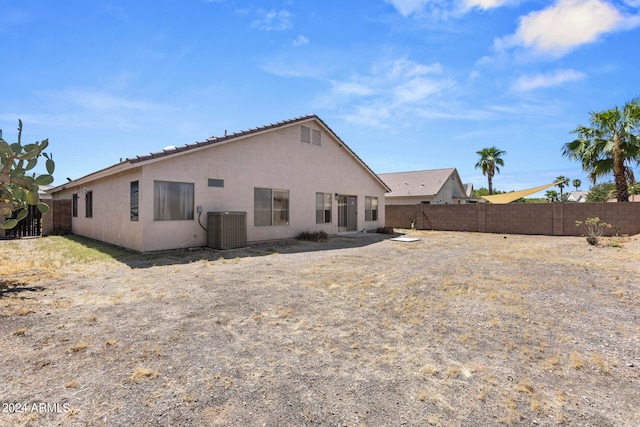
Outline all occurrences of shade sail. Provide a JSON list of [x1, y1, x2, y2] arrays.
[[480, 182, 561, 204]]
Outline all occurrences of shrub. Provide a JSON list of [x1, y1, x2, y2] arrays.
[[297, 230, 329, 242], [575, 217, 612, 246]]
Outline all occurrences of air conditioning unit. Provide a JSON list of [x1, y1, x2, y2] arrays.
[[207, 211, 247, 250]]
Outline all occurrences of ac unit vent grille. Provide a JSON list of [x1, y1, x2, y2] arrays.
[[207, 211, 247, 249]]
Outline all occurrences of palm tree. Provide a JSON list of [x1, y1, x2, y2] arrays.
[[475, 146, 506, 195], [555, 176, 569, 199], [545, 190, 559, 202], [572, 179, 581, 191], [562, 99, 640, 202]]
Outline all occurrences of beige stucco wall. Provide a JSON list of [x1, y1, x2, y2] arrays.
[[53, 168, 144, 251], [140, 123, 386, 250], [53, 119, 387, 251]]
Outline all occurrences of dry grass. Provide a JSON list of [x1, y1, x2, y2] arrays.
[[131, 367, 160, 382], [0, 232, 639, 426]]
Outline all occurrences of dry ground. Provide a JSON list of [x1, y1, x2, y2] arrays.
[[0, 231, 639, 426]]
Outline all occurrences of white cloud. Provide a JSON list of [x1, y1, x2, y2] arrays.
[[332, 81, 374, 96], [462, 0, 513, 11], [386, 59, 443, 78], [384, 0, 430, 17], [386, 0, 519, 18], [511, 69, 586, 91], [394, 77, 448, 102], [261, 59, 330, 79], [495, 0, 629, 56], [292, 35, 309, 47], [251, 9, 292, 31], [318, 58, 457, 126], [27, 88, 176, 131]]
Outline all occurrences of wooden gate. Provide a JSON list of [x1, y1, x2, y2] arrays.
[[5, 205, 42, 238]]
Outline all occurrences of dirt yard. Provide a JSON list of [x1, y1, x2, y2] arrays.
[[0, 231, 638, 426]]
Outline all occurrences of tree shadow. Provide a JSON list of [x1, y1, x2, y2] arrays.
[[62, 232, 402, 269], [0, 279, 45, 299]]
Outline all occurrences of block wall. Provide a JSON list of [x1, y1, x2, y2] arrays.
[[386, 203, 640, 236]]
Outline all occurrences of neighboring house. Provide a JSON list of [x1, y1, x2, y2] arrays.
[[607, 194, 640, 202], [378, 168, 470, 205], [49, 115, 390, 252], [463, 182, 481, 203], [464, 183, 474, 198], [565, 191, 588, 202]]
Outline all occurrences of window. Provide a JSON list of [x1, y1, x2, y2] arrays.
[[85, 191, 93, 218], [208, 178, 224, 188], [316, 192, 332, 224], [154, 181, 194, 221], [130, 181, 139, 221], [254, 188, 289, 226], [72, 194, 78, 217], [365, 196, 378, 221]]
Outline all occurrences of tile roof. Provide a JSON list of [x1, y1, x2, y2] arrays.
[[128, 115, 317, 163], [378, 168, 459, 197], [50, 115, 390, 193]]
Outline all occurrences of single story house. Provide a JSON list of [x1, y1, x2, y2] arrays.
[[378, 168, 470, 205], [49, 115, 390, 252]]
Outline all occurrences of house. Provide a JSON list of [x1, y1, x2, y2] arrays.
[[463, 182, 481, 203], [565, 191, 588, 202], [49, 115, 390, 252], [378, 168, 470, 205], [607, 194, 640, 202]]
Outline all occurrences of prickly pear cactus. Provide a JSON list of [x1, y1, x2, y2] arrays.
[[0, 120, 55, 229]]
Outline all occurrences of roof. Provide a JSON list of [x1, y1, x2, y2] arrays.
[[50, 115, 390, 193], [566, 191, 588, 202], [378, 168, 462, 198], [463, 183, 474, 198]]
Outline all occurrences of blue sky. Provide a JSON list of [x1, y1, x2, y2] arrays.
[[2, 0, 639, 195]]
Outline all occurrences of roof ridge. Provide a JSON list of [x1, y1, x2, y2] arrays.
[[127, 114, 318, 163], [378, 167, 455, 175], [49, 114, 390, 194]]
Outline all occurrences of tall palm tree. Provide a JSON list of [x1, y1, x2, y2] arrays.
[[572, 179, 581, 191], [562, 99, 640, 202], [555, 176, 569, 199], [475, 146, 506, 195]]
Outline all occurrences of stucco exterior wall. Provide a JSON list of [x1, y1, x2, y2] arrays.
[[52, 119, 387, 251], [53, 168, 144, 251], [138, 124, 386, 250]]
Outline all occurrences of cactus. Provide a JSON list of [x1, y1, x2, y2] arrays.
[[0, 120, 55, 229]]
